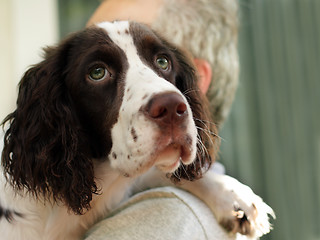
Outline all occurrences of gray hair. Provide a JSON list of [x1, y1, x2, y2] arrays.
[[151, 0, 239, 126]]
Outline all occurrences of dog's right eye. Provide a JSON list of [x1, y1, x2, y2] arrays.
[[88, 66, 110, 82]]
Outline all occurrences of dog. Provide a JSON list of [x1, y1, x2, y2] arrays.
[[0, 21, 274, 239]]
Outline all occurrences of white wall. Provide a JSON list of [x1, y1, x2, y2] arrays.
[[0, 0, 58, 121]]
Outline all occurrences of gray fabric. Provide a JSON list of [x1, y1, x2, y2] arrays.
[[85, 187, 249, 240]]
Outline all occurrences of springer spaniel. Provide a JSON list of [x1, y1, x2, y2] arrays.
[[0, 21, 274, 239]]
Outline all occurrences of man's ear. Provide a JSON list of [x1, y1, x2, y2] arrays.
[[194, 58, 212, 94]]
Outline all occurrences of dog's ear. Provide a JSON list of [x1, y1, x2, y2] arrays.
[[1, 34, 97, 214], [169, 47, 220, 182]]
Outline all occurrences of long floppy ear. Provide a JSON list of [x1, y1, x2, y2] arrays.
[[169, 47, 220, 182], [1, 36, 98, 214]]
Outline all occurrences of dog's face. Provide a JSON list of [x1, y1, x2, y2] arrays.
[[2, 21, 218, 214], [97, 22, 197, 176]]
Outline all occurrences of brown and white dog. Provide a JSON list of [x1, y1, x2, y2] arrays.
[[0, 21, 274, 239]]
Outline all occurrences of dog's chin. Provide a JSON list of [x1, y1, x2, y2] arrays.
[[155, 143, 194, 173]]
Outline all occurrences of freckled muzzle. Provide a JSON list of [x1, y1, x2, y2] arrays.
[[140, 91, 196, 172]]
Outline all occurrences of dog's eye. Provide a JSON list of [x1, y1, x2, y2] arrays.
[[88, 66, 109, 81], [156, 56, 170, 71]]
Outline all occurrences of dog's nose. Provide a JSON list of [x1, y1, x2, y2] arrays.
[[144, 92, 188, 126]]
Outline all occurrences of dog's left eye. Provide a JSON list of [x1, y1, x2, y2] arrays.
[[156, 56, 170, 71], [88, 66, 110, 81]]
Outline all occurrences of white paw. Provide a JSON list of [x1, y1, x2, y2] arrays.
[[212, 174, 275, 238]]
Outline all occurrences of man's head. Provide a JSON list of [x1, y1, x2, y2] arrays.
[[88, 0, 239, 126]]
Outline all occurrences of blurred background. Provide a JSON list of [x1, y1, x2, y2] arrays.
[[1, 0, 319, 239]]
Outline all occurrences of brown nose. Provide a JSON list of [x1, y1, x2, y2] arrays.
[[144, 92, 188, 126]]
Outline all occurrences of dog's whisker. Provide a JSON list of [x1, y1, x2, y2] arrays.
[[196, 127, 217, 150], [173, 167, 181, 181], [196, 145, 206, 160], [196, 135, 206, 152], [196, 136, 210, 167], [197, 134, 208, 151], [180, 162, 191, 181], [197, 127, 215, 148], [193, 117, 219, 128], [197, 140, 208, 159], [193, 117, 220, 138], [196, 125, 224, 142], [195, 152, 204, 171], [183, 88, 201, 96]]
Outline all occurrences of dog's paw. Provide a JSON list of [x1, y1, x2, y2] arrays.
[[212, 174, 275, 238]]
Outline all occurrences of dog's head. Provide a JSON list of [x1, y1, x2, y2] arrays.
[[1, 21, 219, 214]]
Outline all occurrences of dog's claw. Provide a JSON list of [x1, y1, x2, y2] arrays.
[[208, 174, 275, 238], [220, 206, 254, 236], [218, 191, 275, 238]]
